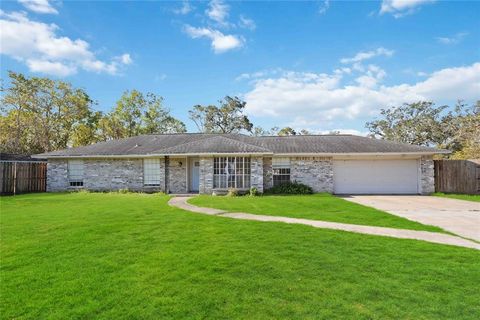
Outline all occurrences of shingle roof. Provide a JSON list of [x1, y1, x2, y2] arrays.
[[1, 153, 46, 162], [155, 136, 272, 154], [35, 133, 448, 158]]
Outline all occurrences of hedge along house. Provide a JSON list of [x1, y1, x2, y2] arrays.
[[35, 133, 448, 195]]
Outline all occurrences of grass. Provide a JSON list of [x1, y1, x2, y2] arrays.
[[434, 192, 480, 202], [1, 193, 479, 319], [189, 194, 444, 232]]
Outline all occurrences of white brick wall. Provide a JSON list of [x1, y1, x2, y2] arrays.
[[47, 160, 69, 191], [199, 157, 213, 194], [168, 157, 187, 193], [420, 156, 435, 194], [291, 157, 334, 193]]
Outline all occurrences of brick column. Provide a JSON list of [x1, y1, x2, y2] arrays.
[[420, 156, 435, 194], [251, 156, 264, 193], [199, 157, 213, 194]]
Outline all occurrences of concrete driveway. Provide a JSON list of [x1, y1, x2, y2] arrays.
[[342, 195, 480, 241]]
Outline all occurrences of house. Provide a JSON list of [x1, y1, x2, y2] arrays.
[[35, 133, 448, 195]]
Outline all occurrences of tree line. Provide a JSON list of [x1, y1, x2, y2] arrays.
[[366, 101, 479, 159], [1, 71, 478, 159]]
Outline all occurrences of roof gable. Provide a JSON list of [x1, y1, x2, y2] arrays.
[[153, 136, 272, 154]]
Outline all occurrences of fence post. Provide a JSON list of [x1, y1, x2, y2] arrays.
[[13, 161, 17, 195]]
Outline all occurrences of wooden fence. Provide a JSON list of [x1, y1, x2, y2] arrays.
[[0, 161, 47, 195], [434, 159, 480, 195]]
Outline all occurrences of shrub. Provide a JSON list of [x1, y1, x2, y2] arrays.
[[227, 188, 239, 197], [265, 181, 313, 195], [249, 186, 259, 197]]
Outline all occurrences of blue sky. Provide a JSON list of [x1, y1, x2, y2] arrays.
[[1, 0, 479, 134]]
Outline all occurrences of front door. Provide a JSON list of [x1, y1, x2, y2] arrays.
[[189, 158, 200, 192]]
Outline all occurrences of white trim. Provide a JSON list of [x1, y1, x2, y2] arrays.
[[186, 156, 190, 192], [35, 152, 273, 159], [276, 152, 449, 156], [417, 158, 422, 194], [333, 155, 423, 160]]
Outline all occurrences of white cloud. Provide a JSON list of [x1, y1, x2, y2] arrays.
[[18, 0, 58, 14], [242, 62, 480, 125], [340, 47, 394, 64], [318, 0, 330, 15], [0, 10, 132, 76], [205, 0, 229, 26], [235, 68, 284, 81], [181, 1, 252, 53], [355, 65, 387, 88], [436, 32, 468, 45], [183, 25, 244, 53], [173, 1, 192, 15], [239, 15, 256, 30], [26, 59, 76, 76], [118, 53, 132, 65], [380, 0, 436, 18]]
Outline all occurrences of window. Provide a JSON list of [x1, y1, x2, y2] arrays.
[[68, 160, 84, 187], [273, 157, 290, 186], [144, 159, 161, 186], [213, 157, 250, 189]]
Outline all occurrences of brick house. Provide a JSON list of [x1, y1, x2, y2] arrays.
[[35, 133, 448, 195]]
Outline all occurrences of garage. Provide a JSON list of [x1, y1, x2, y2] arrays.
[[333, 159, 419, 194]]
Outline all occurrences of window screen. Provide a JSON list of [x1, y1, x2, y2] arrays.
[[144, 159, 161, 186], [272, 157, 290, 186], [68, 160, 84, 187]]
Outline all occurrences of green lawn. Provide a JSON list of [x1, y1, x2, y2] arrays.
[[1, 193, 479, 319], [189, 194, 444, 232], [434, 192, 480, 202]]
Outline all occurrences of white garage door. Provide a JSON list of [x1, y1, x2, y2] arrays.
[[333, 159, 419, 194]]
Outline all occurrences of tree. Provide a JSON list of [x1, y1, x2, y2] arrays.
[[0, 71, 97, 154], [366, 101, 447, 146], [444, 101, 480, 159], [251, 126, 312, 136], [366, 100, 480, 158], [277, 127, 297, 136], [99, 90, 186, 140], [189, 96, 253, 133], [251, 126, 271, 136], [70, 111, 103, 147]]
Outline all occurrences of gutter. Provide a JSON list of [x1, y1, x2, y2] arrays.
[[273, 151, 451, 157], [32, 152, 274, 159], [32, 150, 450, 160]]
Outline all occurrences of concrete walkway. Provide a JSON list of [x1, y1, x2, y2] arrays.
[[168, 197, 480, 250], [342, 195, 480, 241]]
